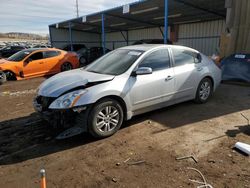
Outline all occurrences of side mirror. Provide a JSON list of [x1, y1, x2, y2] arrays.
[[135, 67, 153, 75]]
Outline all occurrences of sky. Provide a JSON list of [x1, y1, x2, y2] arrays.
[[0, 0, 138, 36]]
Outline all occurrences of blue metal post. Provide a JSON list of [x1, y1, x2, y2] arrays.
[[102, 14, 106, 54], [69, 22, 73, 51], [164, 0, 168, 44]]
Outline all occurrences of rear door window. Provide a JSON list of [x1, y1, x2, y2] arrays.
[[43, 51, 60, 58]]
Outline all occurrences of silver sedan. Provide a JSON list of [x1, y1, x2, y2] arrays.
[[34, 44, 221, 138]]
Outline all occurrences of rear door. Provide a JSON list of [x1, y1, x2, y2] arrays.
[[23, 52, 45, 77], [129, 48, 175, 112], [43, 50, 61, 74], [170, 47, 201, 100]]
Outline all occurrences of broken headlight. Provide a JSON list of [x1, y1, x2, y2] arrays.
[[49, 90, 87, 109]]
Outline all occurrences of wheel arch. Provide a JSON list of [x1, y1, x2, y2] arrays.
[[3, 69, 17, 80], [203, 75, 214, 90], [94, 95, 128, 120]]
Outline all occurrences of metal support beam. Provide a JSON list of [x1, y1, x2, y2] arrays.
[[126, 31, 129, 46], [102, 14, 106, 54], [120, 31, 128, 43], [106, 13, 164, 28], [174, 0, 226, 18], [69, 22, 73, 51], [159, 27, 164, 39], [71, 21, 124, 33], [164, 0, 168, 44], [48, 26, 53, 47]]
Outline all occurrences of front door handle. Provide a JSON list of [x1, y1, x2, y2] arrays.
[[165, 76, 173, 81], [39, 62, 44, 64]]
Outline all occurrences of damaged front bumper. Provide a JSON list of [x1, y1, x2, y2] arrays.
[[33, 96, 88, 129]]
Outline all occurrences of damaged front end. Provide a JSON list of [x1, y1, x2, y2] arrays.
[[33, 69, 115, 139], [34, 95, 76, 127], [33, 91, 89, 139]]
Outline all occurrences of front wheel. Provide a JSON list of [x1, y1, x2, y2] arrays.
[[194, 78, 213, 103], [88, 99, 124, 138], [4, 71, 16, 81]]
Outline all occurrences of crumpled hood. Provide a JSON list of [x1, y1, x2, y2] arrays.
[[38, 69, 115, 97]]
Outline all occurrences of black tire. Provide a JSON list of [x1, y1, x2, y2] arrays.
[[79, 56, 87, 67], [194, 78, 213, 104], [4, 71, 16, 81], [0, 71, 6, 85], [87, 98, 124, 138], [61, 62, 72, 72]]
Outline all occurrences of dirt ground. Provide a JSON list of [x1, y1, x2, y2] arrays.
[[0, 78, 249, 188]]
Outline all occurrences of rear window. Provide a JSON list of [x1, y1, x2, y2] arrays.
[[43, 51, 60, 58], [172, 48, 201, 66]]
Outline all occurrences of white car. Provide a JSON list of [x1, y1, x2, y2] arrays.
[[34, 44, 221, 138]]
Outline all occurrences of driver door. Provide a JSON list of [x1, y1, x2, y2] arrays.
[[23, 52, 45, 77], [129, 48, 175, 113]]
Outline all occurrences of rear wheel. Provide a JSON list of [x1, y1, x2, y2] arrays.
[[87, 99, 124, 138], [61, 62, 72, 72], [0, 71, 6, 85], [194, 78, 213, 103]]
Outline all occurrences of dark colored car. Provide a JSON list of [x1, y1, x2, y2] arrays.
[[32, 44, 51, 48], [132, 39, 173, 45], [62, 44, 88, 66], [221, 53, 250, 82], [87, 47, 111, 63], [62, 44, 87, 52], [0, 46, 26, 58], [62, 44, 110, 67]]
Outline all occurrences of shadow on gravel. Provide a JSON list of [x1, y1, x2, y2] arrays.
[[225, 124, 250, 138], [0, 113, 96, 165], [131, 84, 250, 133]]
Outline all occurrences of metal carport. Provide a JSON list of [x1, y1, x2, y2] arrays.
[[49, 0, 226, 55]]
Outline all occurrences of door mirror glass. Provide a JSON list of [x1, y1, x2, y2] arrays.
[[136, 67, 153, 75]]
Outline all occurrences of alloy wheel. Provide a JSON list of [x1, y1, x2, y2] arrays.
[[95, 106, 120, 133], [199, 81, 211, 101]]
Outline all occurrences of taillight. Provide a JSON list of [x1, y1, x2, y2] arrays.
[[211, 55, 221, 69]]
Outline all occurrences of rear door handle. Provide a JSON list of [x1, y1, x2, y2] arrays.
[[165, 76, 173, 81]]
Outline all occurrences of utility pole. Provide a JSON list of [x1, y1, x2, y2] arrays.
[[76, 0, 79, 17]]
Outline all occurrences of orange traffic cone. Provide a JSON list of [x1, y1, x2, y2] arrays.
[[40, 169, 46, 188]]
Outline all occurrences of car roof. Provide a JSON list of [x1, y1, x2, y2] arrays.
[[120, 44, 199, 53], [21, 48, 62, 53]]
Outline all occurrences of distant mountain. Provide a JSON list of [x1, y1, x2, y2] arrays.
[[0, 32, 48, 40]]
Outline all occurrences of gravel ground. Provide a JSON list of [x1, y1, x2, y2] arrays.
[[0, 78, 249, 188]]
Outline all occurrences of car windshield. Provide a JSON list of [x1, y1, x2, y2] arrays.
[[85, 49, 144, 75], [7, 50, 32, 61]]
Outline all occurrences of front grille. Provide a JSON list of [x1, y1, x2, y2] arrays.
[[36, 96, 56, 110]]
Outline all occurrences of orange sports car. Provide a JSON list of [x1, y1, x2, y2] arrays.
[[0, 48, 79, 80]]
